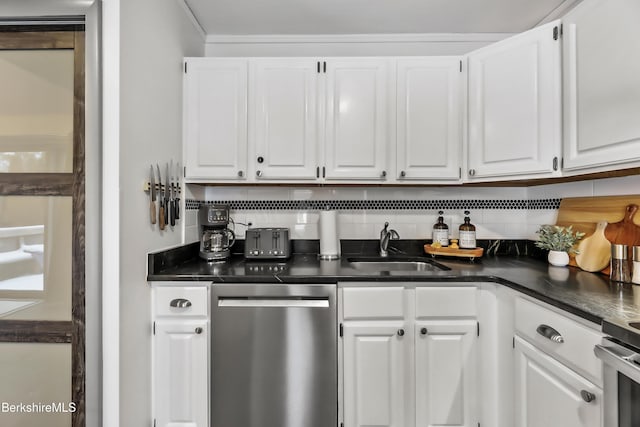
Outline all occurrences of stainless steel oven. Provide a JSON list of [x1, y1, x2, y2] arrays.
[[595, 337, 640, 427]]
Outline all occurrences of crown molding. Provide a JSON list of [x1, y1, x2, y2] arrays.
[[205, 33, 513, 45]]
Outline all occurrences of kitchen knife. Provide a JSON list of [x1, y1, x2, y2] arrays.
[[165, 163, 170, 226], [175, 161, 180, 220], [149, 165, 157, 225], [156, 164, 165, 230], [169, 160, 176, 227]]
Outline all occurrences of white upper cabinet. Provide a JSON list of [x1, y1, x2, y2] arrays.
[[562, 0, 640, 171], [324, 58, 391, 181], [467, 20, 562, 180], [396, 58, 464, 182], [250, 59, 320, 180], [184, 58, 248, 180]]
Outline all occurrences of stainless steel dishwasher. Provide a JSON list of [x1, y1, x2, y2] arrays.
[[211, 283, 337, 427]]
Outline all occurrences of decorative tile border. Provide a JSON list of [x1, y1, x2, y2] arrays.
[[185, 198, 561, 211]]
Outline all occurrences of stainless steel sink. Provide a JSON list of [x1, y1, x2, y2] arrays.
[[347, 257, 449, 272]]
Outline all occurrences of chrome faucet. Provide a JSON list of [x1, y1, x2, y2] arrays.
[[379, 222, 400, 257]]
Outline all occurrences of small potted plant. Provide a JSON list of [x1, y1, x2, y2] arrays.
[[535, 225, 585, 267]]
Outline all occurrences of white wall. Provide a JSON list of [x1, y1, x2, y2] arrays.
[[116, 0, 203, 425]]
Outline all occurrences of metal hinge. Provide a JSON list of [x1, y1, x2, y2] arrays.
[[339, 323, 343, 337], [553, 26, 559, 40], [477, 322, 480, 337], [153, 321, 156, 335]]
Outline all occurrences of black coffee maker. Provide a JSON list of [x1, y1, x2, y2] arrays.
[[198, 205, 235, 261]]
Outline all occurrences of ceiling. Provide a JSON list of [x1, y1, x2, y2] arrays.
[[184, 0, 577, 36]]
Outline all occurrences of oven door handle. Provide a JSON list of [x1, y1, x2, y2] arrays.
[[595, 343, 640, 383]]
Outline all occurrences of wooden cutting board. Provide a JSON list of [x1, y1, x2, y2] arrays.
[[574, 221, 610, 272], [555, 195, 640, 274], [556, 195, 640, 235], [603, 204, 640, 246]]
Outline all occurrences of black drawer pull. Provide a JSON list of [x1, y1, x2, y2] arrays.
[[536, 324, 564, 343], [170, 298, 192, 308]]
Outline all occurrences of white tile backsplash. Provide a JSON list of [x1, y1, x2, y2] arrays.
[[196, 176, 640, 241], [527, 180, 594, 199], [593, 175, 640, 196]]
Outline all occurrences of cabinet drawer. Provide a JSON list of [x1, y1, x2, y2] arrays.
[[154, 286, 208, 317], [515, 297, 603, 386], [415, 286, 477, 318], [342, 287, 405, 319]]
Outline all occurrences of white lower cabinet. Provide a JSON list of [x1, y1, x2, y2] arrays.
[[152, 285, 209, 427], [343, 323, 408, 427], [515, 336, 602, 427], [513, 297, 603, 427], [154, 320, 208, 427], [415, 321, 477, 427], [341, 285, 479, 427]]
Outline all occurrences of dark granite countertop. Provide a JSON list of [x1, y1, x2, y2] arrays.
[[148, 241, 640, 348]]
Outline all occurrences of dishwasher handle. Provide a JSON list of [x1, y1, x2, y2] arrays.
[[218, 297, 330, 308]]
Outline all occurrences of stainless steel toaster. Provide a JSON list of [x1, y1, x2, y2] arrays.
[[244, 228, 292, 259]]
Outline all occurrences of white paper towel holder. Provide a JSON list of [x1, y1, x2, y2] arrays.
[[319, 207, 340, 260]]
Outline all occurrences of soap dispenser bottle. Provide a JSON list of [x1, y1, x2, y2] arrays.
[[459, 210, 477, 249], [432, 211, 449, 247]]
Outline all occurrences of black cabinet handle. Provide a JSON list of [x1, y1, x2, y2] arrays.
[[420, 327, 428, 335], [170, 298, 191, 308], [580, 390, 596, 403], [536, 324, 564, 343], [397, 329, 405, 337], [257, 156, 264, 163]]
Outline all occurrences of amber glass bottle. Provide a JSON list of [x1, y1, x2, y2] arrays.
[[432, 211, 449, 247], [459, 210, 477, 249]]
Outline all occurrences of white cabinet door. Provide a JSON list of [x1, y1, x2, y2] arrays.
[[467, 21, 561, 179], [396, 58, 463, 181], [153, 320, 208, 427], [184, 58, 247, 180], [514, 337, 602, 427], [324, 59, 390, 180], [343, 323, 407, 427], [251, 59, 320, 180], [562, 0, 640, 171], [415, 321, 478, 427]]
